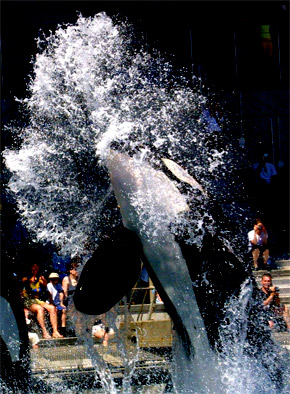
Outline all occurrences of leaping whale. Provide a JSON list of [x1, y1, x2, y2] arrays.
[[73, 151, 249, 392]]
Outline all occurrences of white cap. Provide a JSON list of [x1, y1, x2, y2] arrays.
[[48, 272, 59, 279]]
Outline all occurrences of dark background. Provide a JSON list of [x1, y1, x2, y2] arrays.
[[1, 1, 289, 99]]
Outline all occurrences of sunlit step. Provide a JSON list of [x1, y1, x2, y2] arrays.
[[275, 260, 290, 270]]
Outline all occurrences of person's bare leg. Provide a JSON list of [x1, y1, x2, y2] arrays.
[[103, 332, 109, 346], [103, 331, 115, 346], [42, 304, 63, 338], [24, 308, 29, 319], [262, 249, 269, 266], [252, 249, 259, 269], [30, 304, 51, 339], [61, 309, 67, 328]]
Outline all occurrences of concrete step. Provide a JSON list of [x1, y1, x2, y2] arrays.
[[280, 297, 290, 307], [272, 284, 290, 295], [275, 260, 290, 269], [38, 337, 78, 347], [267, 277, 290, 286], [254, 270, 290, 280]]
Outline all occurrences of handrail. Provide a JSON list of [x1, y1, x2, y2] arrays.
[[128, 277, 158, 321]]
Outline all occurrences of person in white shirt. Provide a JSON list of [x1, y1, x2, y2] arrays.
[[248, 222, 269, 270], [92, 318, 115, 346], [252, 153, 277, 185]]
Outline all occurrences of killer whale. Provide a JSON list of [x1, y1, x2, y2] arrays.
[[74, 152, 249, 348], [74, 151, 255, 391]]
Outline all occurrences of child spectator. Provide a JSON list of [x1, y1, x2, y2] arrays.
[[25, 309, 40, 349], [92, 319, 115, 346]]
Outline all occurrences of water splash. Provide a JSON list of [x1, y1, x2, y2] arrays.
[[3, 12, 243, 259], [218, 279, 286, 394]]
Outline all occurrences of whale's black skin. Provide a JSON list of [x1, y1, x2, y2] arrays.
[[0, 263, 30, 392], [74, 158, 247, 359], [74, 227, 142, 315], [74, 220, 249, 351], [176, 232, 248, 348], [74, 224, 193, 357], [74, 155, 251, 352]]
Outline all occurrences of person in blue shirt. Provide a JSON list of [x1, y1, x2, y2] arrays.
[[47, 272, 67, 336]]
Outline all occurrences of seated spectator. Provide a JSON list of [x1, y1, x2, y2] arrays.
[[62, 259, 80, 336], [248, 221, 269, 270], [156, 291, 163, 304], [255, 218, 267, 235], [22, 263, 63, 339], [47, 273, 67, 336], [28, 332, 40, 350], [24, 308, 40, 349], [259, 273, 290, 331], [62, 259, 79, 307], [92, 319, 115, 346]]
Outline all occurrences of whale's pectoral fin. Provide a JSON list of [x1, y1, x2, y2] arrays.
[[161, 157, 207, 195], [73, 226, 142, 315]]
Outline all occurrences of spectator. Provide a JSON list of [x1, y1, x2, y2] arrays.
[[47, 273, 67, 336], [92, 318, 115, 346], [62, 259, 80, 336], [156, 291, 163, 304], [28, 332, 40, 350], [28, 331, 40, 350], [52, 247, 71, 281], [62, 260, 79, 307], [22, 263, 63, 339], [255, 218, 267, 235], [259, 273, 290, 331], [252, 153, 277, 186], [24, 308, 40, 349], [248, 221, 269, 270]]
